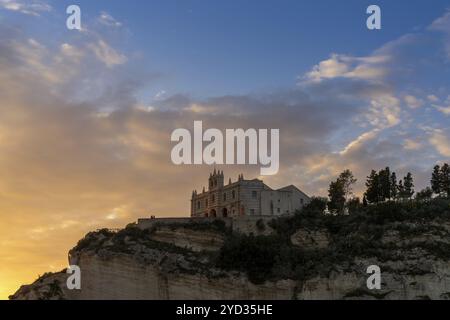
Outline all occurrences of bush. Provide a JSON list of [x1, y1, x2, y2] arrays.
[[256, 219, 266, 231]]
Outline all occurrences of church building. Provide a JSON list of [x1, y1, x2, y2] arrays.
[[191, 170, 310, 218]]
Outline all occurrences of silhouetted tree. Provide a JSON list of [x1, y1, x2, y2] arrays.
[[397, 179, 404, 200], [403, 172, 414, 200], [390, 172, 398, 200], [338, 169, 357, 201], [328, 180, 345, 214], [431, 165, 442, 196], [362, 195, 368, 207], [347, 197, 361, 214], [305, 197, 328, 212], [379, 167, 392, 201], [441, 163, 450, 198], [415, 187, 433, 202], [328, 170, 357, 214], [365, 170, 380, 204]]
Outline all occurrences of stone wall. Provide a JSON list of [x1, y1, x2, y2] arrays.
[[149, 227, 225, 252], [136, 216, 276, 236]]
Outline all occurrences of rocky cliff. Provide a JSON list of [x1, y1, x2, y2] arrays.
[[10, 200, 450, 300]]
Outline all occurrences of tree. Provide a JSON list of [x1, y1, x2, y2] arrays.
[[365, 170, 380, 204], [379, 167, 392, 201], [362, 195, 368, 207], [328, 169, 357, 214], [305, 197, 328, 212], [415, 187, 433, 202], [431, 165, 442, 196], [347, 197, 361, 214], [440, 163, 450, 198], [403, 172, 414, 200], [328, 180, 345, 214], [390, 172, 398, 200], [338, 169, 357, 201], [397, 180, 404, 200]]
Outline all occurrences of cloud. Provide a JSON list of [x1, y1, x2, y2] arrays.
[[302, 54, 390, 83], [429, 10, 450, 32], [364, 94, 401, 129], [432, 95, 450, 115], [429, 129, 450, 157], [434, 104, 450, 115], [88, 39, 127, 68], [429, 10, 450, 58], [0, 0, 51, 16], [404, 95, 423, 109], [339, 129, 379, 155], [403, 138, 422, 150], [427, 94, 439, 102], [98, 11, 123, 27]]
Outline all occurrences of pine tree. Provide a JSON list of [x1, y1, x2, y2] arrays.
[[431, 165, 442, 196], [365, 170, 380, 204], [441, 163, 450, 198], [403, 172, 414, 199], [379, 167, 391, 201], [390, 172, 398, 200], [397, 180, 404, 200]]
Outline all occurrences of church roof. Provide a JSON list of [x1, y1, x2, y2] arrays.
[[277, 185, 310, 198]]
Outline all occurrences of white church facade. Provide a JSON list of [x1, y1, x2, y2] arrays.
[[191, 170, 310, 218]]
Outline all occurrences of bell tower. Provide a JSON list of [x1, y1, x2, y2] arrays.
[[208, 169, 224, 190]]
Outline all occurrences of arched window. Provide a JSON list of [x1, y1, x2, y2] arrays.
[[197, 201, 200, 209], [223, 193, 227, 201], [232, 190, 236, 199]]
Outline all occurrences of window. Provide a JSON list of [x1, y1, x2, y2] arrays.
[[197, 201, 200, 209], [277, 208, 280, 213], [250, 209, 255, 215], [232, 190, 236, 199], [206, 199, 208, 207], [300, 198, 304, 205], [223, 193, 227, 201], [252, 191, 257, 199], [212, 194, 215, 202]]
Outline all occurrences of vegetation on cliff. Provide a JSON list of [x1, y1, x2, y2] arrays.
[[216, 198, 450, 284]]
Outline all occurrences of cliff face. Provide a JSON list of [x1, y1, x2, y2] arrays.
[[11, 248, 450, 300], [10, 201, 450, 300]]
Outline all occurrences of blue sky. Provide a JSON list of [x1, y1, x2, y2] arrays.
[[1, 0, 450, 298], [2, 0, 449, 97]]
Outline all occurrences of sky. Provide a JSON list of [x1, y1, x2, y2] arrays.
[[0, 0, 450, 299]]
